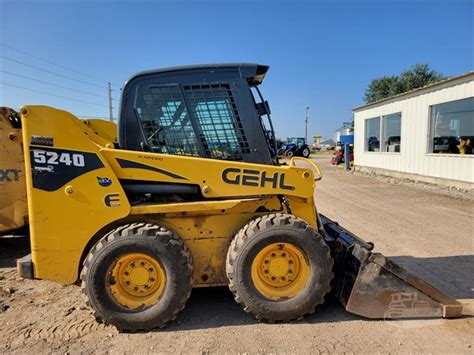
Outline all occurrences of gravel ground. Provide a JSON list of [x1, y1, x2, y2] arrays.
[[1, 156, 472, 353]]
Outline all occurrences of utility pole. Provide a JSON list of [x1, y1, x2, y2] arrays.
[[107, 82, 113, 122], [305, 106, 310, 143]]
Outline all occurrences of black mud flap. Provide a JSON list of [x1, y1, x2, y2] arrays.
[[319, 214, 463, 319]]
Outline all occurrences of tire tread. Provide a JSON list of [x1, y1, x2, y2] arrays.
[[226, 213, 333, 322], [80, 223, 193, 331]]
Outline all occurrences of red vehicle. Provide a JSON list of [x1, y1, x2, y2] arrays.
[[331, 144, 354, 165]]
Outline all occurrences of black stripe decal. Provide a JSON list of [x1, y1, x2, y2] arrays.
[[116, 158, 188, 180], [30, 146, 104, 191]]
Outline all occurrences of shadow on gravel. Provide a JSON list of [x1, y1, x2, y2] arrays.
[[389, 255, 474, 299], [162, 287, 359, 332], [164, 254, 473, 332], [0, 235, 30, 268]]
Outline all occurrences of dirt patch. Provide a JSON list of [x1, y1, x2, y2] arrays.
[[1, 159, 472, 353]]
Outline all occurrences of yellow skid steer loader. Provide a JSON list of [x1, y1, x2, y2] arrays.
[[16, 64, 462, 331]]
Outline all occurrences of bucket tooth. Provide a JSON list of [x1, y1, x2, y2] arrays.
[[319, 214, 463, 319]]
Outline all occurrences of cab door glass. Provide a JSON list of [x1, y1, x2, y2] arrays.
[[134, 84, 201, 156], [184, 83, 250, 161]]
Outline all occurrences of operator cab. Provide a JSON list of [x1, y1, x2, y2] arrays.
[[119, 63, 277, 165], [287, 137, 306, 146]]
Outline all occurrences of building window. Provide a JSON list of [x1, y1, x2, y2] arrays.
[[430, 97, 474, 155], [365, 113, 402, 153], [365, 117, 380, 151], [382, 113, 401, 152]]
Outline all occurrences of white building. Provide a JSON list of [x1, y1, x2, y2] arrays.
[[353, 72, 473, 189], [333, 121, 352, 143]]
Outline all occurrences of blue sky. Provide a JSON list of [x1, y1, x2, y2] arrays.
[[1, 0, 472, 139]]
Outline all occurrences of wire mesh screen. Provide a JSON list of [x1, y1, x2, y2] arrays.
[[137, 85, 201, 156], [184, 83, 250, 160]]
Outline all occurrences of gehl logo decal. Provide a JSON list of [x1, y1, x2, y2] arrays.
[[222, 168, 295, 190], [104, 193, 121, 207]]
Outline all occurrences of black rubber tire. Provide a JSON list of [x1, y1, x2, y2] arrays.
[[302, 147, 311, 158], [286, 150, 294, 158], [80, 222, 193, 331], [226, 213, 333, 322]]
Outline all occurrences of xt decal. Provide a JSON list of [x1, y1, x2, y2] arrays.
[[0, 169, 21, 182]]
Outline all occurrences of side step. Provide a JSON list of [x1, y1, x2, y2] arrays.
[[319, 214, 463, 319]]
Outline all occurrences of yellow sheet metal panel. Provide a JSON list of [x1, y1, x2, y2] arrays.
[[82, 119, 117, 145], [20, 106, 130, 284], [100, 148, 316, 200], [153, 197, 283, 286], [0, 107, 28, 233], [286, 196, 317, 228], [0, 108, 116, 235], [130, 197, 279, 216]]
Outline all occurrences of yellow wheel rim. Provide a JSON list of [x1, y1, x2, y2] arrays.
[[251, 242, 310, 300], [108, 253, 166, 310]]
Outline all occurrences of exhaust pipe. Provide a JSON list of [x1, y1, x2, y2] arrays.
[[320, 214, 463, 319]]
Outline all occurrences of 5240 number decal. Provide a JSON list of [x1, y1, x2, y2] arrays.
[[29, 147, 105, 191], [33, 150, 85, 167]]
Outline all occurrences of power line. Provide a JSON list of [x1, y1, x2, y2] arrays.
[[1, 56, 107, 89], [1, 70, 108, 99], [0, 43, 106, 83], [1, 81, 107, 107]]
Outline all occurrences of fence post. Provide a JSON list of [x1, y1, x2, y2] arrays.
[[344, 143, 350, 171]]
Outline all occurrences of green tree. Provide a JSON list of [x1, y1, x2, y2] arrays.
[[364, 64, 446, 104], [397, 64, 445, 93], [364, 75, 399, 104]]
